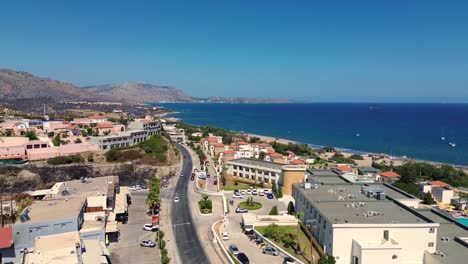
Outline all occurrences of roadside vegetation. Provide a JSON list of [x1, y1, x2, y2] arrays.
[[146, 177, 161, 211], [198, 194, 213, 214], [47, 155, 83, 165], [156, 230, 170, 264], [256, 224, 319, 264], [106, 135, 177, 165], [176, 123, 245, 145]]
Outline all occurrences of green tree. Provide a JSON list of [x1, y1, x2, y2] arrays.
[[24, 131, 39, 140], [349, 154, 364, 160], [287, 201, 295, 215], [277, 186, 283, 198], [52, 134, 61, 146], [294, 211, 304, 253], [258, 152, 266, 160], [318, 255, 336, 264], [421, 192, 436, 205], [269, 206, 279, 215]]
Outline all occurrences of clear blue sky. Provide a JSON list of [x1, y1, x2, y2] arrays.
[[1, 0, 467, 102]]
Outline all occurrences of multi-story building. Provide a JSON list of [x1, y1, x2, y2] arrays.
[[90, 130, 148, 151], [293, 181, 440, 264], [226, 158, 306, 194], [4, 177, 121, 263], [128, 119, 160, 136]]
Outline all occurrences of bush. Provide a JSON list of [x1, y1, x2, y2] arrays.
[[158, 239, 166, 249], [287, 201, 295, 215], [269, 206, 279, 215], [349, 154, 364, 160], [161, 255, 170, 264], [47, 155, 83, 165], [161, 248, 168, 256]]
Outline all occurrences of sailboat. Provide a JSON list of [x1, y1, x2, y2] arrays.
[[449, 142, 456, 148], [441, 128, 445, 141]]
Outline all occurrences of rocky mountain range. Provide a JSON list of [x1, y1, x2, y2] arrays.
[[82, 83, 192, 103], [0, 68, 90, 100], [0, 68, 294, 104]]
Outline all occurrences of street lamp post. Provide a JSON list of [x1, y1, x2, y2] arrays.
[[305, 220, 317, 264]]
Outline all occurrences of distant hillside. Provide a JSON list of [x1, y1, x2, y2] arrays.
[[0, 68, 91, 100], [82, 83, 193, 103]]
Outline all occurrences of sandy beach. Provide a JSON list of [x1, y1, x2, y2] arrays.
[[246, 133, 297, 145]]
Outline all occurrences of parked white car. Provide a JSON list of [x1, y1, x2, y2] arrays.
[[232, 193, 243, 199], [142, 224, 158, 231], [252, 189, 258, 195], [221, 232, 229, 241], [258, 191, 265, 196]]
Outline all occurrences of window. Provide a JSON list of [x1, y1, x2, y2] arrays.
[[233, 165, 238, 170], [271, 172, 276, 176], [352, 256, 359, 264], [264, 178, 269, 183], [234, 172, 237, 176], [383, 230, 389, 241], [239, 173, 243, 177], [251, 175, 255, 180], [428, 242, 434, 247]]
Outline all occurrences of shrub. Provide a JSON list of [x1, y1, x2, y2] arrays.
[[47, 155, 82, 165], [269, 206, 278, 215], [287, 201, 295, 215], [349, 154, 364, 160], [161, 255, 170, 264]]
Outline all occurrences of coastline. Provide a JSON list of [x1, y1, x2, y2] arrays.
[[167, 114, 468, 170]]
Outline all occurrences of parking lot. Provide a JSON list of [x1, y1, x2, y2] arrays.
[[221, 190, 289, 264], [110, 190, 161, 264]]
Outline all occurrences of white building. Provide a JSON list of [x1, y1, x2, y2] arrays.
[[293, 182, 439, 264]]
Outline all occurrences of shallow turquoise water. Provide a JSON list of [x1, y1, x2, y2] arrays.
[[455, 217, 468, 227]]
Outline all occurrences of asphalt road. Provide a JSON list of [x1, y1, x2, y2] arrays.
[[171, 144, 210, 264]]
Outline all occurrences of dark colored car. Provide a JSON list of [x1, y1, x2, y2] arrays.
[[267, 193, 274, 199], [190, 176, 195, 181], [236, 253, 250, 264]]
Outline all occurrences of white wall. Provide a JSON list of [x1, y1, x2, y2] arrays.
[[332, 224, 438, 264]]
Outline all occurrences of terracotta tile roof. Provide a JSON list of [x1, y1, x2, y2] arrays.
[[336, 165, 353, 171], [269, 152, 283, 158], [212, 143, 225, 147], [223, 150, 236, 155], [290, 159, 306, 165], [237, 141, 249, 145], [266, 148, 275, 153], [380, 171, 401, 178], [207, 136, 218, 142], [97, 123, 113, 129], [0, 226, 13, 249], [88, 114, 106, 119], [430, 180, 450, 188], [258, 143, 270, 147], [66, 125, 78, 130]]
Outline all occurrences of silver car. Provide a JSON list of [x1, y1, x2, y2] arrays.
[[140, 240, 156, 247], [262, 246, 279, 256], [229, 244, 240, 256]]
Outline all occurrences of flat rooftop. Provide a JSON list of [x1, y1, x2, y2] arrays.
[[228, 158, 284, 171], [307, 169, 349, 184], [294, 183, 429, 224], [51, 176, 117, 199], [416, 209, 468, 264], [20, 198, 84, 223], [25, 231, 81, 264]]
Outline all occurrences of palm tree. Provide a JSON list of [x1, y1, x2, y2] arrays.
[[294, 211, 304, 253]]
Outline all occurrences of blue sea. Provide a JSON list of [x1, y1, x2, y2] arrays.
[[155, 103, 468, 166]]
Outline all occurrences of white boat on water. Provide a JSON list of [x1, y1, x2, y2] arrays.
[[441, 136, 445, 141], [449, 142, 456, 147]]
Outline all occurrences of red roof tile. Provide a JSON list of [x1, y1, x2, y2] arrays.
[[97, 123, 113, 129], [66, 125, 78, 130], [430, 180, 450, 188], [258, 143, 270, 147], [290, 159, 306, 165], [336, 165, 353, 171], [269, 152, 283, 157], [0, 226, 13, 249], [223, 150, 236, 155], [237, 141, 248, 145], [380, 171, 400, 178], [207, 136, 218, 142], [212, 143, 225, 147]]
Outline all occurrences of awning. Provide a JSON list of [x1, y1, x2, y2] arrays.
[[0, 226, 13, 249]]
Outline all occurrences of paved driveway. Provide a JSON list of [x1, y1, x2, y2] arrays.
[[222, 192, 289, 264], [110, 190, 161, 264]]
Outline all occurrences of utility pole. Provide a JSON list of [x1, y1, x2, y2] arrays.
[[0, 186, 4, 227]]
